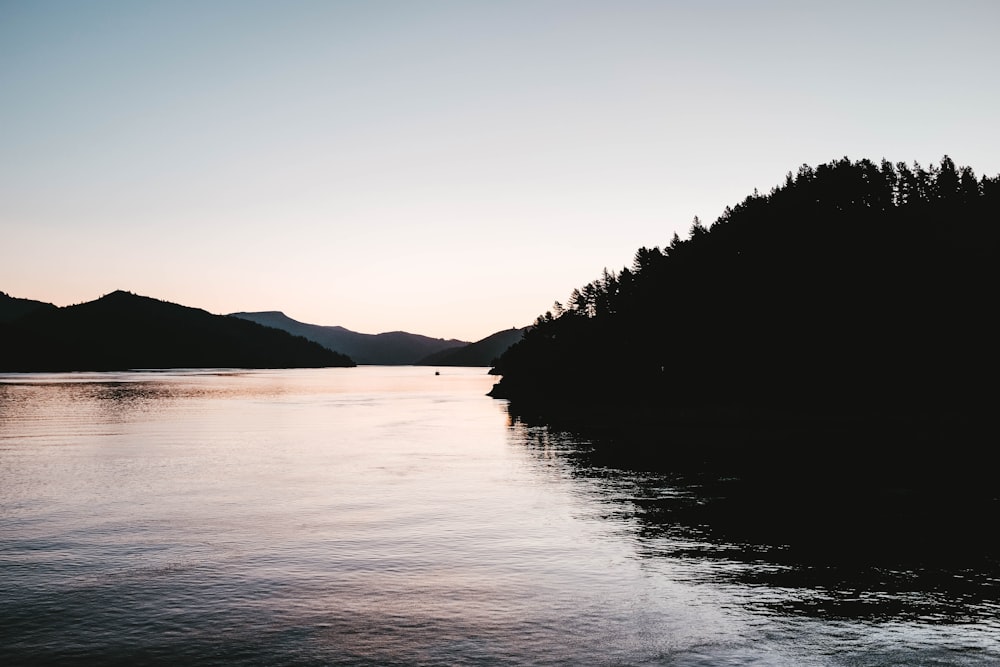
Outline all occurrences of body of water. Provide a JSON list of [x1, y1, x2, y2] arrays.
[[1, 367, 997, 665]]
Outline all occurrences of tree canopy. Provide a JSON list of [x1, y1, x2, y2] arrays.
[[490, 156, 1000, 418]]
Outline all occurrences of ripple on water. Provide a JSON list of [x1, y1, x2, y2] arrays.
[[1, 368, 998, 666]]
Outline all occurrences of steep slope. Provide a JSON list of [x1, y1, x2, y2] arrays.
[[229, 311, 467, 364], [416, 327, 526, 367], [0, 290, 355, 371], [490, 156, 1000, 419]]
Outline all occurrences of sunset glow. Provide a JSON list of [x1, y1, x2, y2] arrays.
[[3, 1, 998, 340]]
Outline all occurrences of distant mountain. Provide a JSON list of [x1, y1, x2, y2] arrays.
[[229, 311, 468, 365], [416, 327, 526, 367], [0, 291, 56, 323], [0, 290, 354, 372]]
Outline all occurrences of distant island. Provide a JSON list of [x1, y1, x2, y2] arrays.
[[490, 156, 1000, 428], [0, 290, 354, 372]]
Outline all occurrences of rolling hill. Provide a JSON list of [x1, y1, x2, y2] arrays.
[[229, 311, 468, 365], [415, 327, 526, 367], [0, 290, 355, 372], [0, 291, 56, 323]]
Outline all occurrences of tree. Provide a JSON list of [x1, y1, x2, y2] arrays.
[[632, 246, 662, 274], [959, 166, 980, 203], [689, 216, 708, 238], [935, 155, 960, 202]]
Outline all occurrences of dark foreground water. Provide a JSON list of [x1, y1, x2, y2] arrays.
[[1, 367, 997, 666]]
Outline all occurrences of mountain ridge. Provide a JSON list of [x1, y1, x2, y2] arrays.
[[0, 291, 57, 323], [229, 311, 468, 365], [415, 327, 526, 367], [1, 290, 354, 371]]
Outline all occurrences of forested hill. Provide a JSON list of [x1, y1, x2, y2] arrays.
[[489, 156, 1000, 418], [0, 290, 355, 371]]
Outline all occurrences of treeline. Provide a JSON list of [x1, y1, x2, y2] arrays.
[[490, 156, 1000, 417]]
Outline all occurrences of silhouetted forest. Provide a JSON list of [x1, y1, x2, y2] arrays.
[[494, 156, 1000, 568], [0, 290, 355, 371], [491, 156, 999, 422]]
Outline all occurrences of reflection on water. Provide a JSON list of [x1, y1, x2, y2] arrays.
[[508, 415, 1000, 658], [1, 368, 998, 666]]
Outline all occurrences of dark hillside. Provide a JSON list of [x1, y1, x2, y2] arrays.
[[0, 292, 56, 323], [416, 327, 525, 367], [490, 157, 1000, 558], [0, 290, 355, 371], [491, 157, 1000, 419]]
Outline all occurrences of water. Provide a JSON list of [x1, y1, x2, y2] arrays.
[[1, 367, 997, 666]]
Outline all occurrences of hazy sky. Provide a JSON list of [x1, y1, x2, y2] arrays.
[[3, 1, 998, 340]]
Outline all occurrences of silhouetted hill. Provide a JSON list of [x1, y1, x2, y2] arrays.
[[0, 291, 56, 323], [415, 327, 526, 366], [490, 156, 1000, 571], [491, 156, 1000, 424], [229, 311, 467, 364], [0, 290, 354, 371]]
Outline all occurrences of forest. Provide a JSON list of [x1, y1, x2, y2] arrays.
[[490, 156, 999, 426]]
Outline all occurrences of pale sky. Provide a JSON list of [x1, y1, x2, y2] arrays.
[[3, 1, 998, 341]]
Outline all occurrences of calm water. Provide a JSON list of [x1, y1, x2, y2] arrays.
[[1, 367, 997, 666]]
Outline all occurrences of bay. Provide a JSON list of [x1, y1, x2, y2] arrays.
[[1, 367, 997, 666]]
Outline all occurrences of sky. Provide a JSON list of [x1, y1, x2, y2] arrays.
[[2, 0, 999, 341]]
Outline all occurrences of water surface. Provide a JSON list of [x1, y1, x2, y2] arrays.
[[1, 367, 997, 665]]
